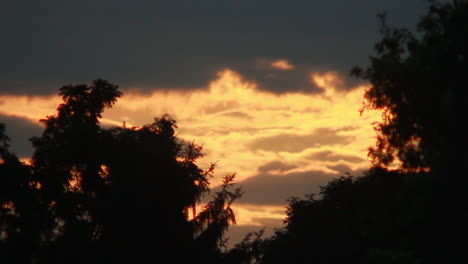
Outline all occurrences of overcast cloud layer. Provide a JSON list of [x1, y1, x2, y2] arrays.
[[2, 0, 426, 94]]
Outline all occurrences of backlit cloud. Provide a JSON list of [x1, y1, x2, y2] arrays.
[[271, 59, 295, 70], [258, 160, 298, 173], [256, 58, 295, 71], [0, 94, 61, 123], [307, 150, 366, 163], [0, 68, 381, 180], [249, 128, 354, 153], [0, 69, 382, 235], [233, 170, 337, 205]]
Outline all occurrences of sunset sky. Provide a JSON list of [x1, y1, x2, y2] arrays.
[[1, 0, 428, 246]]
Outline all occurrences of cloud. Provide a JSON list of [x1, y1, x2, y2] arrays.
[[229, 204, 286, 226], [271, 60, 295, 71], [225, 224, 279, 249], [0, 114, 43, 158], [234, 170, 340, 205], [326, 163, 356, 174], [237, 65, 323, 94], [0, 94, 61, 124], [1, 69, 381, 238], [224, 166, 367, 207], [311, 71, 347, 96], [249, 128, 354, 153], [1, 1, 426, 95], [256, 58, 295, 71], [0, 69, 381, 187], [203, 101, 241, 115], [220, 111, 254, 120], [307, 150, 366, 163], [258, 160, 297, 173]]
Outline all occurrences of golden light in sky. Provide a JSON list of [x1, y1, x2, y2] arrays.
[[0, 69, 382, 235], [271, 59, 295, 70]]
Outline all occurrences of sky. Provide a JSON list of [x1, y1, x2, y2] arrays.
[[1, 0, 429, 247]]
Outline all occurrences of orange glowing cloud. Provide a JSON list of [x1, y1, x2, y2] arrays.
[[0, 94, 61, 124], [232, 204, 285, 226], [0, 94, 130, 128], [256, 58, 295, 71], [97, 70, 378, 184], [0, 69, 382, 232], [271, 59, 295, 70], [0, 68, 381, 184]]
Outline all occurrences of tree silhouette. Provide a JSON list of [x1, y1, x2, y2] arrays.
[[1, 124, 45, 264], [1, 80, 243, 263], [221, 229, 265, 264], [351, 0, 468, 174], [0, 124, 9, 156], [260, 169, 432, 264], [27, 79, 123, 264], [351, 1, 468, 262]]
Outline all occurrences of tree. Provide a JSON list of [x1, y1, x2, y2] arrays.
[[351, 2, 468, 261], [221, 229, 265, 264], [0, 124, 45, 264], [238, 2, 468, 263], [0, 124, 9, 157], [351, 0, 468, 174], [259, 169, 433, 264], [27, 79, 123, 264], [19, 80, 242, 263]]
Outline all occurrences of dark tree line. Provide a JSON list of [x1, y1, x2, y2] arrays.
[[1, 80, 242, 263]]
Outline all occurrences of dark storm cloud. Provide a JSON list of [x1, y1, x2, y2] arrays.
[[0, 115, 43, 158], [1, 0, 427, 94], [249, 128, 354, 153]]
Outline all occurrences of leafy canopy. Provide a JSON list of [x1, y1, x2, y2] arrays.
[[352, 0, 468, 172], [1, 80, 242, 264]]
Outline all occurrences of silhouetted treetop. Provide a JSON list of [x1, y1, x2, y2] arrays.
[[0, 80, 244, 264], [58, 79, 121, 121], [1, 124, 45, 264], [352, 0, 468, 173], [260, 168, 433, 264]]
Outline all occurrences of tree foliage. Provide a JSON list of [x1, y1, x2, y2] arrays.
[[261, 169, 433, 264], [238, 1, 468, 263], [1, 125, 44, 264], [222, 229, 265, 264], [1, 80, 242, 263], [351, 0, 468, 173]]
